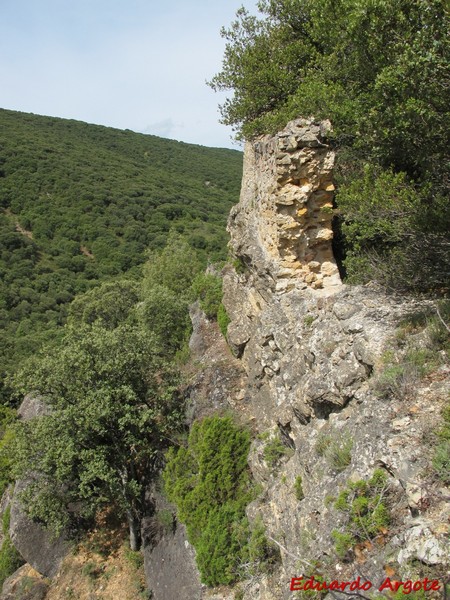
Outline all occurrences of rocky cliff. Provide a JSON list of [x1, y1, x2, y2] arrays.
[[142, 120, 448, 600], [219, 120, 449, 599]]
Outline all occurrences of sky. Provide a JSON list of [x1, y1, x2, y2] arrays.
[[0, 0, 259, 149]]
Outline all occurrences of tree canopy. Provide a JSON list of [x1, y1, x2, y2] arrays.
[[9, 322, 181, 549], [0, 109, 242, 404], [4, 234, 210, 550], [210, 0, 449, 291]]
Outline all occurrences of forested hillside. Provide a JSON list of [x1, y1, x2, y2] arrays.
[[0, 109, 242, 402]]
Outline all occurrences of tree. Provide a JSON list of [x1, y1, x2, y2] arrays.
[[138, 284, 191, 354], [142, 231, 203, 299], [9, 322, 181, 550], [209, 0, 449, 292], [67, 279, 140, 329]]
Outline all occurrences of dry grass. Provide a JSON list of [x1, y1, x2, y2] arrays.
[[45, 511, 149, 600]]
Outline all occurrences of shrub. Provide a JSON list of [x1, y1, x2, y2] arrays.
[[0, 507, 24, 587], [191, 273, 223, 320], [326, 437, 353, 472], [433, 403, 450, 483], [294, 476, 304, 501], [139, 284, 191, 354], [433, 442, 450, 484], [155, 509, 175, 533], [303, 315, 315, 327], [263, 433, 292, 470], [217, 303, 230, 337], [332, 470, 390, 559], [163, 416, 253, 586], [315, 433, 331, 457], [331, 530, 355, 560], [232, 257, 247, 275], [124, 545, 144, 570], [243, 516, 280, 576]]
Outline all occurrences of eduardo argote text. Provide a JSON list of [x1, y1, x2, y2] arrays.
[[290, 575, 442, 595]]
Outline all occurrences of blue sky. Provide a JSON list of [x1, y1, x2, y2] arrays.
[[0, 0, 258, 148]]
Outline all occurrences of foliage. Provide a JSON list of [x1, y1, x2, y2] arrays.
[[315, 433, 331, 457], [243, 515, 280, 576], [68, 280, 139, 329], [142, 231, 202, 300], [155, 509, 175, 532], [191, 273, 223, 319], [0, 109, 242, 404], [8, 321, 182, 545], [315, 429, 352, 471], [294, 475, 304, 501], [263, 433, 292, 469], [326, 437, 353, 473], [210, 0, 449, 291], [0, 506, 24, 587], [232, 257, 247, 275], [123, 545, 144, 570], [373, 315, 445, 401], [217, 303, 231, 337], [332, 470, 390, 559], [138, 284, 191, 355], [0, 407, 16, 497], [163, 416, 254, 586], [303, 315, 315, 327], [433, 403, 450, 483]]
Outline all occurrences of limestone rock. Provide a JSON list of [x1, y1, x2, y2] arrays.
[[0, 564, 48, 600], [17, 393, 50, 421], [143, 520, 202, 600], [8, 395, 69, 578], [228, 118, 341, 292], [9, 479, 69, 578]]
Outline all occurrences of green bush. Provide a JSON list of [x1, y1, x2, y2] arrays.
[[315, 433, 331, 457], [232, 257, 247, 275], [217, 303, 231, 337], [433, 442, 450, 484], [139, 284, 191, 354], [155, 509, 175, 532], [191, 273, 223, 320], [373, 341, 441, 401], [294, 476, 304, 501], [332, 470, 390, 559], [163, 416, 253, 586], [0, 507, 24, 587], [433, 404, 450, 483], [124, 546, 144, 570], [244, 516, 280, 576], [326, 437, 353, 473], [263, 433, 292, 470]]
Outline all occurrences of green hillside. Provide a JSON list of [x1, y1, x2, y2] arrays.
[[0, 109, 243, 402]]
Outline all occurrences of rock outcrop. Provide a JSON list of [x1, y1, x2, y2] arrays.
[[9, 395, 69, 579], [0, 564, 48, 600], [221, 120, 449, 599], [228, 118, 341, 294], [145, 119, 449, 600]]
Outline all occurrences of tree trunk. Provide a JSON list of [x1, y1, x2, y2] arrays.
[[127, 511, 142, 551]]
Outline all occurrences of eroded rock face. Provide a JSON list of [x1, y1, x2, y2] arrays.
[[144, 120, 449, 600], [228, 119, 341, 294], [0, 564, 48, 600], [9, 395, 69, 578], [220, 121, 449, 599], [143, 519, 202, 600]]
